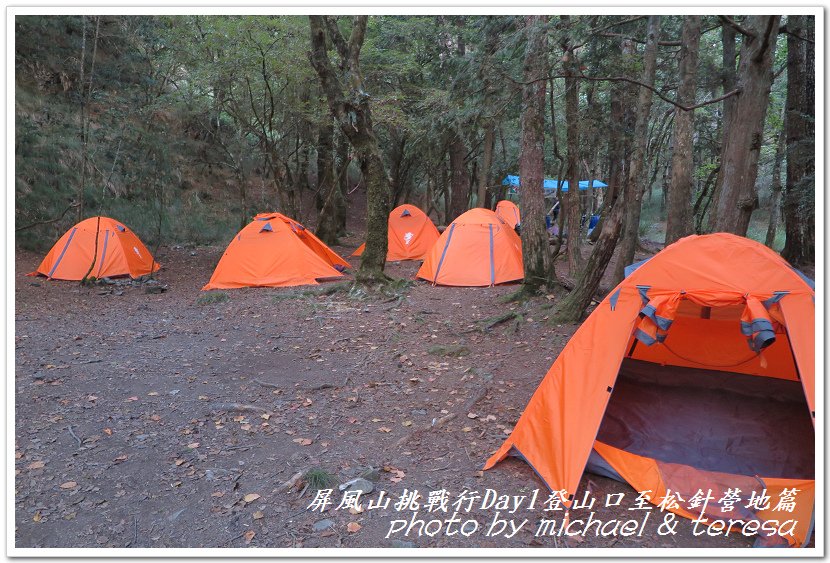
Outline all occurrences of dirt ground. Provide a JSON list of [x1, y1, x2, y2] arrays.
[[14, 231, 764, 550]]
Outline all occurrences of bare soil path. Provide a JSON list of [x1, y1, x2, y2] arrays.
[[14, 241, 752, 549]]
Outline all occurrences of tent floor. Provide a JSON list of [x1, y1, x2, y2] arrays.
[[595, 359, 814, 480]]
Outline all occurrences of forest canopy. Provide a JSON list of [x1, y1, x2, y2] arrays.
[[15, 14, 815, 299]]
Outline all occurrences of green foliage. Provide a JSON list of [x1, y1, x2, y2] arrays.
[[15, 14, 802, 254], [196, 291, 229, 305], [304, 468, 337, 491]]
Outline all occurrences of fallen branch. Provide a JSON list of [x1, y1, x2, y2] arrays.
[[479, 311, 519, 331], [253, 379, 280, 389], [206, 402, 272, 415], [68, 425, 82, 447], [279, 469, 307, 491], [395, 385, 490, 448]]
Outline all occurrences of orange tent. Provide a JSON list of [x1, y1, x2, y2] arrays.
[[484, 233, 815, 547], [30, 216, 160, 280], [203, 212, 350, 290], [495, 199, 520, 228], [351, 204, 440, 261], [416, 208, 523, 287]]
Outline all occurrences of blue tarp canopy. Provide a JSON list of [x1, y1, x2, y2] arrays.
[[502, 175, 608, 193]]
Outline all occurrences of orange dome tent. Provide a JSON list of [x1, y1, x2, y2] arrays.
[[484, 233, 815, 547], [416, 208, 523, 287], [29, 216, 160, 280], [495, 199, 520, 228], [351, 204, 440, 261], [203, 213, 350, 290]]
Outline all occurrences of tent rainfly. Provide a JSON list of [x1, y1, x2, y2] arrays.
[[352, 204, 440, 261], [484, 233, 816, 548], [416, 208, 523, 287], [203, 212, 350, 289], [30, 216, 160, 280]]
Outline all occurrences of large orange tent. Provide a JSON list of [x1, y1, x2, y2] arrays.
[[203, 212, 350, 289], [351, 204, 440, 261], [29, 216, 160, 280], [484, 233, 815, 547], [416, 208, 523, 287], [495, 199, 521, 229]]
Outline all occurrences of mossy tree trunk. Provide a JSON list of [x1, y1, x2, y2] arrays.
[[308, 15, 391, 283], [315, 117, 346, 246]]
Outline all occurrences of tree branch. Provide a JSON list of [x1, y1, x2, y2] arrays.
[[779, 24, 815, 44], [348, 16, 368, 66], [16, 202, 80, 232], [323, 16, 349, 63], [719, 15, 755, 37], [504, 68, 742, 112]]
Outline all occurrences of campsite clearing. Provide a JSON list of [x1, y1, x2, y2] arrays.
[[15, 243, 771, 549]]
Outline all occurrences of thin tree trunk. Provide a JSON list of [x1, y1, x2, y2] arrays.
[[665, 16, 702, 245], [335, 131, 349, 234], [708, 16, 781, 235], [448, 134, 469, 219], [478, 124, 495, 207], [77, 17, 90, 222], [589, 38, 636, 243], [562, 15, 583, 275], [518, 15, 555, 293], [781, 15, 815, 266], [764, 119, 786, 248], [612, 16, 661, 285], [316, 117, 346, 245], [721, 22, 738, 146]]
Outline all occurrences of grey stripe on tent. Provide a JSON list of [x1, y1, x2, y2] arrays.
[[48, 227, 77, 278], [609, 288, 621, 311], [634, 328, 657, 346], [488, 224, 495, 286], [763, 290, 789, 308], [741, 318, 774, 337], [791, 267, 815, 290], [432, 223, 456, 284], [624, 258, 650, 278], [97, 230, 110, 278]]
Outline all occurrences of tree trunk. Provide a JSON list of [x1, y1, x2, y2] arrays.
[[315, 117, 346, 245], [708, 16, 780, 235], [664, 15, 702, 245], [589, 38, 636, 243], [612, 16, 661, 286], [518, 15, 555, 293], [781, 15, 815, 266], [448, 134, 469, 219], [478, 124, 495, 207], [335, 131, 349, 234], [308, 15, 391, 283], [765, 119, 786, 248], [562, 15, 583, 276], [554, 36, 634, 320], [721, 22, 738, 145], [554, 190, 626, 321]]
